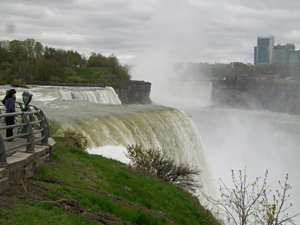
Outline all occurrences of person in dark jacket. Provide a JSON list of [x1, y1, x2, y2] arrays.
[[2, 89, 16, 141]]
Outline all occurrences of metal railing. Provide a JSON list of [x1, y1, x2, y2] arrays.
[[0, 102, 49, 165]]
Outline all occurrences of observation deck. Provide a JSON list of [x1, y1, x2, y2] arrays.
[[0, 101, 56, 194]]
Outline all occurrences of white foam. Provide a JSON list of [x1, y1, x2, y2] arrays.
[[87, 145, 130, 164], [34, 93, 57, 102]]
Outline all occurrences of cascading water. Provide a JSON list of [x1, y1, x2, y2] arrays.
[[169, 81, 212, 102], [151, 80, 212, 108], [73, 107, 219, 199], [34, 86, 121, 104], [0, 85, 219, 200]]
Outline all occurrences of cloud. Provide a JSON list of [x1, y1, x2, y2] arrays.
[[0, 0, 299, 65]]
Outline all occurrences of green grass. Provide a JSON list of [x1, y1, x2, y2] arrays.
[[0, 137, 220, 225], [0, 201, 98, 225], [74, 68, 112, 84]]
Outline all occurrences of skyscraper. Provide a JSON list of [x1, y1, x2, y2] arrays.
[[274, 43, 295, 65], [289, 50, 300, 64], [254, 36, 274, 66]]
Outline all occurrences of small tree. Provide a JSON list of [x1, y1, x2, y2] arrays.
[[209, 168, 300, 225], [256, 174, 299, 225], [125, 145, 200, 191]]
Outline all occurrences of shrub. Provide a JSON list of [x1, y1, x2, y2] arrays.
[[63, 129, 88, 150], [66, 76, 82, 82], [10, 78, 28, 88], [125, 145, 200, 191], [64, 67, 76, 77], [47, 118, 88, 149], [50, 76, 61, 82], [47, 117, 63, 137]]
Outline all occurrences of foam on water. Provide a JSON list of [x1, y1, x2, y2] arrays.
[[43, 86, 121, 104], [0, 85, 121, 105], [87, 145, 130, 164]]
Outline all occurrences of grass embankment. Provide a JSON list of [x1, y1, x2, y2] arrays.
[[0, 138, 219, 225], [74, 68, 118, 86]]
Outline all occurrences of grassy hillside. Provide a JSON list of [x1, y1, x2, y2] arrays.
[[74, 68, 111, 84], [74, 68, 130, 87], [0, 138, 220, 225]]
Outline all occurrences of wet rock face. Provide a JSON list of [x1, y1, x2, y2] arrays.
[[212, 80, 300, 114], [114, 81, 152, 104]]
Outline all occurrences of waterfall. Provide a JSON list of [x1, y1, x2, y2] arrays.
[[44, 87, 121, 104], [169, 81, 212, 101], [72, 107, 219, 199], [152, 81, 212, 108]]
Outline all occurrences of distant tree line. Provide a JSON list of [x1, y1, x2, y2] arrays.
[[0, 38, 130, 87], [87, 52, 131, 87], [174, 62, 295, 81]]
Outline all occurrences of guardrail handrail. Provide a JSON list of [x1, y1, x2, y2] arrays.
[[0, 102, 49, 165]]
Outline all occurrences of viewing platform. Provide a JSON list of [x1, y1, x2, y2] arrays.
[[0, 95, 56, 194]]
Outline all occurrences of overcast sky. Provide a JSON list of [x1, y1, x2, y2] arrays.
[[1, 0, 300, 65]]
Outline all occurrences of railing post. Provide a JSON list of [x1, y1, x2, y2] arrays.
[[31, 106, 48, 145], [39, 110, 49, 144], [22, 112, 34, 153], [0, 135, 7, 165], [26, 105, 35, 122]]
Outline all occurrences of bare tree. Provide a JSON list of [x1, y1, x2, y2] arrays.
[[206, 168, 299, 225], [255, 174, 300, 225]]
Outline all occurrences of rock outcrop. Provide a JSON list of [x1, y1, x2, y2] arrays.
[[114, 80, 152, 104]]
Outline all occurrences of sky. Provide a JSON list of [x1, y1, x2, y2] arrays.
[[0, 0, 300, 65]]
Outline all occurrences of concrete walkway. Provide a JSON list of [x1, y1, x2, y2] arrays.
[[0, 121, 27, 156]]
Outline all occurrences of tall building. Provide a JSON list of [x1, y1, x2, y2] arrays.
[[254, 36, 274, 66], [274, 43, 295, 65], [254, 36, 300, 66], [289, 50, 300, 64]]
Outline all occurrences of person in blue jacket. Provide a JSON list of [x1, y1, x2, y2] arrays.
[[2, 89, 16, 141]]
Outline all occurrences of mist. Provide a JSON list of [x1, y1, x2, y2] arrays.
[[128, 2, 300, 221], [191, 108, 300, 210], [129, 1, 208, 106]]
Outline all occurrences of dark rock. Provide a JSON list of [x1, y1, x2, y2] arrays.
[[114, 80, 152, 104]]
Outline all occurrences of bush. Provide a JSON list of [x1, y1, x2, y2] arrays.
[[66, 76, 82, 82], [47, 117, 63, 137], [64, 67, 76, 77], [63, 129, 88, 150], [126, 145, 200, 191], [47, 118, 88, 149], [50, 76, 61, 82], [10, 78, 28, 88]]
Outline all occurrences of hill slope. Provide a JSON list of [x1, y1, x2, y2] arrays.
[[0, 138, 220, 225]]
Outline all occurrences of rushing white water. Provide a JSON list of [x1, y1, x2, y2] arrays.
[[75, 108, 219, 199], [151, 80, 212, 108], [0, 85, 219, 199], [30, 86, 121, 104], [169, 81, 212, 101]]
